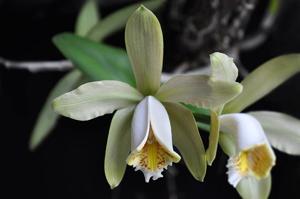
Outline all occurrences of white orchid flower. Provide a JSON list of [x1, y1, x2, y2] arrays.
[[219, 113, 276, 187], [208, 52, 300, 199], [52, 6, 242, 188]]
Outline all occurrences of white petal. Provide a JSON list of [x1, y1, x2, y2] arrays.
[[219, 113, 268, 152], [148, 96, 174, 153], [131, 97, 150, 151]]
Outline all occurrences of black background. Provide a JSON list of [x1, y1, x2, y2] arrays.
[[1, 0, 300, 198]]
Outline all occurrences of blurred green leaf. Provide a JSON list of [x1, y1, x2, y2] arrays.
[[184, 103, 211, 124], [53, 33, 135, 85], [30, 70, 83, 150], [75, 0, 100, 36], [249, 111, 300, 155], [87, 0, 165, 42], [224, 54, 300, 113]]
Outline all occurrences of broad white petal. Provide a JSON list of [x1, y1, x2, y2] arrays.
[[131, 97, 150, 151], [148, 96, 174, 153], [219, 113, 268, 152]]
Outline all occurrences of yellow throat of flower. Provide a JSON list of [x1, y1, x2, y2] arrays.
[[127, 126, 180, 182], [228, 143, 275, 187]]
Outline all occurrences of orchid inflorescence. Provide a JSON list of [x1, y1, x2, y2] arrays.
[[52, 5, 300, 199]]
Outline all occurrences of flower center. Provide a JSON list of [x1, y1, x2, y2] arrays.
[[127, 126, 179, 182], [227, 144, 275, 187], [236, 144, 274, 178]]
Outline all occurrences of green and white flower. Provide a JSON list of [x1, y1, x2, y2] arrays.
[[52, 6, 242, 188], [220, 113, 276, 187], [209, 52, 300, 199]]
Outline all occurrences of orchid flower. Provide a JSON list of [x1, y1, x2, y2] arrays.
[[219, 113, 276, 187], [52, 6, 242, 188], [207, 52, 300, 199]]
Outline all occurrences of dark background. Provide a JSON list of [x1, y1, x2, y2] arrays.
[[1, 0, 300, 198]]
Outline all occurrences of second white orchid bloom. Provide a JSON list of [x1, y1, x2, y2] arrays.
[[220, 113, 276, 187]]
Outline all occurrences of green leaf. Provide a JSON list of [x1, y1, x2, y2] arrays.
[[75, 0, 100, 36], [53, 33, 135, 85], [30, 70, 82, 150], [184, 103, 211, 124], [156, 75, 243, 109], [125, 5, 163, 95], [164, 102, 207, 181], [206, 111, 220, 165], [210, 52, 238, 82], [237, 175, 271, 199], [53, 80, 142, 121], [87, 0, 165, 42], [105, 107, 134, 188], [249, 111, 300, 155], [224, 54, 300, 113]]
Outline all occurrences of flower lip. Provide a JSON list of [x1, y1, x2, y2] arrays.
[[128, 96, 180, 182]]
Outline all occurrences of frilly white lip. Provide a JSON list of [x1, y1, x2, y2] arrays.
[[220, 113, 276, 187], [127, 96, 180, 182]]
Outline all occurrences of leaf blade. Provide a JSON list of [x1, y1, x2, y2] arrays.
[[53, 33, 135, 85], [75, 0, 100, 36], [30, 70, 82, 150]]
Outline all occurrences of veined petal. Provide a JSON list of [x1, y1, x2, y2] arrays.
[[105, 107, 134, 189], [210, 52, 238, 82], [128, 96, 180, 182], [206, 111, 220, 165], [125, 6, 163, 95], [53, 80, 143, 121], [164, 102, 207, 181], [249, 111, 300, 155], [156, 74, 242, 108], [219, 113, 276, 187]]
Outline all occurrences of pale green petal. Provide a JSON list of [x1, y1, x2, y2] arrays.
[[219, 131, 236, 157], [249, 111, 300, 155], [53, 80, 142, 121], [156, 75, 242, 108], [237, 175, 271, 199], [210, 52, 238, 82], [105, 107, 134, 188], [75, 0, 99, 37], [206, 111, 220, 165], [30, 70, 83, 150], [164, 102, 207, 181], [87, 0, 165, 42], [125, 5, 163, 95], [224, 54, 300, 113]]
